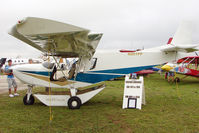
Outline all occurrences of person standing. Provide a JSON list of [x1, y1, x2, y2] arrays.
[[4, 60, 19, 97]]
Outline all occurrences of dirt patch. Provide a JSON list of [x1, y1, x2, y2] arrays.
[[107, 114, 132, 133]]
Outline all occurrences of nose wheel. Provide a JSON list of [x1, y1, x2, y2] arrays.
[[23, 85, 34, 105], [23, 94, 35, 105]]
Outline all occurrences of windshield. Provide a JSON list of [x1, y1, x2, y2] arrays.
[[42, 62, 55, 69]]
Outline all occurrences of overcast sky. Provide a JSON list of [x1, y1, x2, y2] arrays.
[[0, 0, 199, 58]]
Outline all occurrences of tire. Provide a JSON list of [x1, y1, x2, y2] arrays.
[[23, 94, 35, 105], [175, 77, 180, 83], [68, 96, 82, 109]]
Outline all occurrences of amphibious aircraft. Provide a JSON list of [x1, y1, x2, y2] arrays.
[[8, 17, 198, 109]]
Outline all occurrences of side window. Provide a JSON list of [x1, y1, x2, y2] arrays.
[[90, 58, 97, 70]]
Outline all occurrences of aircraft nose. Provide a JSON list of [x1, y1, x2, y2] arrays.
[[161, 65, 173, 71]]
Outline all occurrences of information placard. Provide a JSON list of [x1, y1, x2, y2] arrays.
[[122, 75, 145, 110]]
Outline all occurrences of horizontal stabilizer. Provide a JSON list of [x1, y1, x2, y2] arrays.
[[161, 44, 199, 53]]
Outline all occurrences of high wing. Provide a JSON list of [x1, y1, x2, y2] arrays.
[[8, 17, 103, 58]]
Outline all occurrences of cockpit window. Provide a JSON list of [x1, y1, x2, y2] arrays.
[[42, 62, 55, 69]]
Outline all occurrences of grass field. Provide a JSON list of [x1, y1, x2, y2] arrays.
[[0, 73, 199, 133]]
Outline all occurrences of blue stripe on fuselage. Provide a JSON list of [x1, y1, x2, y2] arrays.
[[20, 70, 51, 76], [73, 73, 123, 83], [90, 65, 155, 74], [73, 65, 156, 83]]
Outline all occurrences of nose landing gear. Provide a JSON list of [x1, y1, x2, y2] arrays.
[[23, 94, 35, 105], [23, 85, 35, 105]]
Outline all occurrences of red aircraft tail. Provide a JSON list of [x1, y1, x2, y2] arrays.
[[167, 37, 173, 44]]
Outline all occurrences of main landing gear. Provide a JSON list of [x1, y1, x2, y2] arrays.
[[67, 87, 82, 109], [68, 96, 82, 109]]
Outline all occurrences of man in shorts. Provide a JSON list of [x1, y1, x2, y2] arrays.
[[4, 60, 19, 97]]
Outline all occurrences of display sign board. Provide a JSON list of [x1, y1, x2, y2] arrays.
[[122, 75, 145, 110]]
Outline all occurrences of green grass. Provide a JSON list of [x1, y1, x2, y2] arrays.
[[0, 73, 199, 133]]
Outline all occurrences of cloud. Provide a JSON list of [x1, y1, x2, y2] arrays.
[[0, 0, 199, 57]]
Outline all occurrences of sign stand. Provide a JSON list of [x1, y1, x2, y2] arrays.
[[122, 74, 145, 110]]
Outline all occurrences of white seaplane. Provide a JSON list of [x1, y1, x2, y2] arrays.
[[8, 17, 198, 109]]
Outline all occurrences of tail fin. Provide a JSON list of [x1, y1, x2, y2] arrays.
[[0, 58, 6, 68], [167, 37, 173, 44], [171, 21, 192, 45], [161, 22, 198, 52]]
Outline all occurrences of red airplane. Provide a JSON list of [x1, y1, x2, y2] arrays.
[[161, 56, 199, 82]]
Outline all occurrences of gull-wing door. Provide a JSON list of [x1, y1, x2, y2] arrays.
[[8, 17, 103, 59]]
